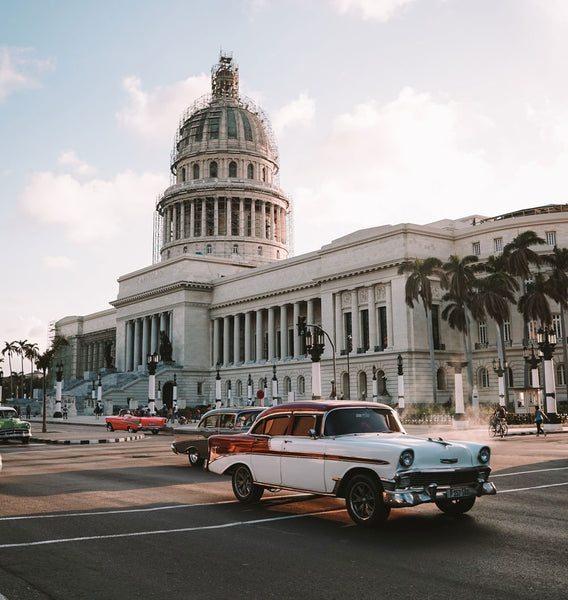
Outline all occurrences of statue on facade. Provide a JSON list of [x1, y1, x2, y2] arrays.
[[104, 341, 114, 368], [159, 331, 173, 362]]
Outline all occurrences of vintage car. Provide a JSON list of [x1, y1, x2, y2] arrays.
[[105, 411, 166, 434], [171, 406, 265, 467], [0, 406, 31, 444], [208, 401, 497, 526]]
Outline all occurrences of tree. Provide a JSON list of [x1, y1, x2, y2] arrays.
[[15, 339, 28, 398], [517, 271, 552, 327], [24, 342, 39, 399], [35, 335, 69, 433], [503, 230, 545, 281], [1, 341, 18, 398], [398, 257, 446, 402]]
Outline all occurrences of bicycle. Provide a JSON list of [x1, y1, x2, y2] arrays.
[[489, 417, 508, 438]]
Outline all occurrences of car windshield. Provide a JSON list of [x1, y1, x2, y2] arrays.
[[323, 407, 403, 436], [0, 408, 17, 418], [235, 411, 260, 429]]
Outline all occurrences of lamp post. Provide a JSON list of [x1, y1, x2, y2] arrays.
[[97, 373, 102, 416], [215, 362, 222, 408], [247, 373, 253, 406], [227, 380, 232, 407], [346, 334, 353, 399], [447, 361, 468, 416], [172, 374, 178, 411], [0, 369, 3, 405], [372, 366, 378, 402], [147, 352, 159, 414], [272, 364, 279, 406], [536, 327, 558, 415], [91, 379, 96, 407], [297, 317, 336, 399], [54, 362, 64, 417], [492, 359, 508, 407], [523, 343, 542, 409], [397, 354, 405, 410]]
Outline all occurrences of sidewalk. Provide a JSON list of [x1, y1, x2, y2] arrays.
[[23, 415, 564, 445]]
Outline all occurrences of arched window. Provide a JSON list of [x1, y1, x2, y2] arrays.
[[193, 163, 200, 179], [229, 161, 237, 177], [284, 376, 291, 394], [262, 167, 266, 182], [232, 244, 239, 255], [236, 380, 243, 397], [358, 371, 368, 401], [209, 161, 218, 178], [182, 167, 186, 182], [507, 367, 514, 388], [206, 244, 212, 255], [257, 246, 262, 255], [183, 246, 188, 253], [298, 376, 305, 395], [436, 368, 447, 390], [377, 370, 386, 395], [479, 368, 490, 389], [247, 163, 254, 179]]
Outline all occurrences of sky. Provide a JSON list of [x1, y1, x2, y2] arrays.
[[2, 0, 568, 352]]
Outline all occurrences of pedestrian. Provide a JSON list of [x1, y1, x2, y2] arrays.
[[173, 402, 178, 423], [63, 405, 68, 420], [535, 405, 548, 437], [26, 405, 31, 419], [167, 406, 173, 423]]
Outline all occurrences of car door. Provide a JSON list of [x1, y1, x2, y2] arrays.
[[280, 413, 326, 493], [249, 413, 290, 486]]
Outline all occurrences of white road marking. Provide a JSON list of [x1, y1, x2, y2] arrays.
[[492, 466, 568, 478], [497, 481, 568, 493], [0, 509, 345, 549]]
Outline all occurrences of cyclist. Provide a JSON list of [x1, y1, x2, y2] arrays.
[[491, 404, 507, 431]]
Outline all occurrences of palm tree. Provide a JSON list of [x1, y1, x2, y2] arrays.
[[517, 272, 553, 327], [24, 342, 39, 399], [441, 254, 480, 393], [1, 341, 18, 398], [15, 339, 28, 398], [503, 230, 546, 281], [398, 257, 446, 402]]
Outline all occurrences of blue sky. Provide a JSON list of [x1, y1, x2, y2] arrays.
[[2, 0, 568, 352]]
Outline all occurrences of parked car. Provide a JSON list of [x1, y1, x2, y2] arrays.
[[208, 401, 497, 527], [105, 411, 166, 434], [171, 406, 265, 467], [0, 406, 31, 444]]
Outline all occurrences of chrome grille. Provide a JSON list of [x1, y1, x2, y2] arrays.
[[404, 467, 489, 488]]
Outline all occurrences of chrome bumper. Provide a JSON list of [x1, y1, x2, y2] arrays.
[[383, 480, 497, 508]]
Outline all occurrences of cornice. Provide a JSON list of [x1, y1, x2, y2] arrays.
[[111, 280, 213, 308]]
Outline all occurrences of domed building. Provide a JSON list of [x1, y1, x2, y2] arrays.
[[54, 54, 568, 418]]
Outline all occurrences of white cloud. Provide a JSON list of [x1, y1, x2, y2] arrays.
[[57, 150, 97, 178], [273, 91, 316, 134], [42, 255, 77, 270], [0, 46, 54, 102], [333, 0, 419, 22], [21, 169, 167, 242], [116, 74, 210, 144]]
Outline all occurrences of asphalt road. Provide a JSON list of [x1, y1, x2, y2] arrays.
[[0, 432, 567, 600]]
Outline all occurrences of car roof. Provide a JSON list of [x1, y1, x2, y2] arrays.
[[202, 406, 266, 417], [255, 401, 393, 414]]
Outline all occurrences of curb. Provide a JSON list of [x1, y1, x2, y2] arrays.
[[31, 434, 146, 445]]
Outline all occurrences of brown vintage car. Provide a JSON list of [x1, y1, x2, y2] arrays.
[[171, 407, 265, 467]]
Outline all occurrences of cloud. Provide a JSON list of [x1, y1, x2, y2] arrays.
[[116, 74, 210, 145], [333, 0, 419, 22], [21, 167, 168, 242], [273, 91, 316, 134], [57, 150, 97, 178], [0, 46, 54, 102], [42, 256, 77, 270]]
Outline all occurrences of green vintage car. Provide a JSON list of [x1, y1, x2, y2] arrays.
[[0, 406, 32, 443]]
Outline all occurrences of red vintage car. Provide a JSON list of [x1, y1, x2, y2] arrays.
[[105, 411, 166, 434]]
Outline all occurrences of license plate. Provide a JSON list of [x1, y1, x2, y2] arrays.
[[447, 487, 471, 499]]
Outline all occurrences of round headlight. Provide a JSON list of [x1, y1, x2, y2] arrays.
[[478, 446, 491, 464], [399, 449, 414, 468]]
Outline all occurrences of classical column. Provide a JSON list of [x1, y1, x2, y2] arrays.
[[293, 302, 301, 357], [125, 321, 133, 371], [351, 290, 360, 352], [213, 318, 220, 366], [189, 200, 195, 238], [368, 285, 377, 350], [267, 307, 275, 361], [160, 312, 167, 336], [251, 200, 256, 238], [233, 314, 241, 364], [335, 293, 343, 351], [200, 199, 206, 237], [180, 201, 186, 239], [227, 197, 232, 236], [142, 317, 150, 362], [262, 201, 267, 239], [162, 209, 168, 244], [223, 316, 230, 365], [238, 198, 244, 236], [307, 299, 314, 327], [172, 203, 178, 240], [133, 319, 141, 369], [151, 315, 159, 354], [280, 304, 288, 359], [244, 312, 251, 363], [256, 310, 263, 361]]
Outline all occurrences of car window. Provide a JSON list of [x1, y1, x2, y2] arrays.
[[251, 414, 290, 436], [291, 414, 322, 437], [235, 411, 260, 429], [201, 415, 219, 429], [219, 414, 235, 429], [324, 408, 400, 436]]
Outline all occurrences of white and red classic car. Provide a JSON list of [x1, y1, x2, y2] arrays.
[[105, 411, 166, 434], [208, 401, 496, 526]]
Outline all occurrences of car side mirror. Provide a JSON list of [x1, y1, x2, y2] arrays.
[[309, 429, 317, 439]]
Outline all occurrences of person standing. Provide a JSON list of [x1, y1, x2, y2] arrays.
[[535, 405, 548, 437]]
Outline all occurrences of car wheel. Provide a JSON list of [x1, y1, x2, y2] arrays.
[[232, 465, 264, 503], [345, 473, 390, 526], [488, 424, 497, 438], [187, 448, 204, 468], [106, 423, 114, 432], [151, 429, 159, 435], [435, 496, 476, 515], [127, 426, 134, 433]]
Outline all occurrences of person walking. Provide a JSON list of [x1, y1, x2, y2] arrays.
[[535, 405, 548, 437]]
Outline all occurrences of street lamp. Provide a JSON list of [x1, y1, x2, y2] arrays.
[[346, 334, 353, 399], [397, 354, 405, 410], [247, 373, 253, 406], [536, 327, 558, 416], [54, 363, 64, 417], [97, 373, 102, 416], [0, 369, 3, 405], [372, 366, 378, 402], [215, 362, 222, 408], [272, 364, 279, 406], [172, 374, 178, 410], [523, 343, 542, 410], [492, 359, 508, 407], [147, 352, 159, 414]]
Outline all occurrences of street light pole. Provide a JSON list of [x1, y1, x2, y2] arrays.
[[247, 373, 253, 406], [536, 327, 558, 416], [0, 369, 3, 405], [397, 354, 405, 410], [492, 359, 508, 407], [147, 352, 159, 414], [523, 343, 542, 409], [215, 362, 222, 408], [54, 363, 63, 417], [346, 334, 352, 399], [272, 364, 279, 406]]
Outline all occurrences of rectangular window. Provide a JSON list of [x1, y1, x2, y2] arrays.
[[472, 241, 481, 256], [479, 321, 487, 344], [344, 312, 352, 350], [546, 231, 557, 246], [494, 237, 503, 253], [503, 320, 511, 343], [552, 314, 562, 339], [528, 320, 538, 340], [360, 309, 369, 351], [209, 116, 220, 139], [378, 306, 388, 349]]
